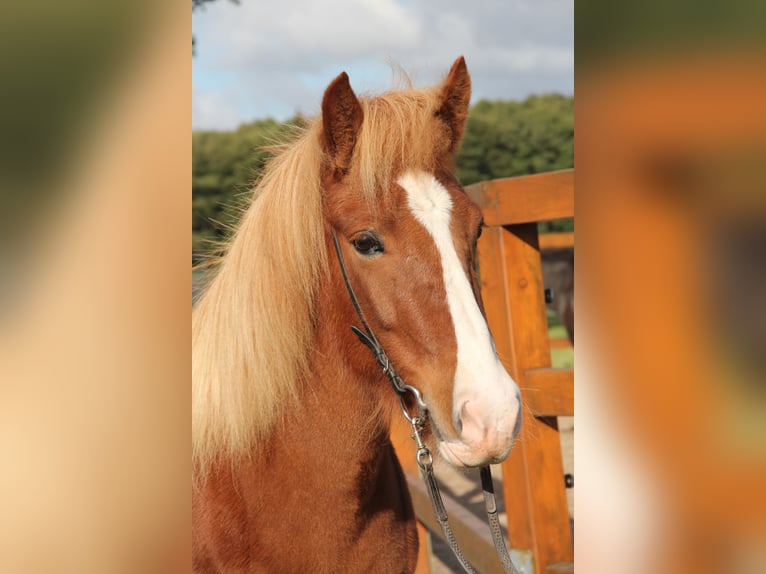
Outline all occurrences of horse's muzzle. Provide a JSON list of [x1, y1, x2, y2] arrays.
[[438, 392, 522, 467]]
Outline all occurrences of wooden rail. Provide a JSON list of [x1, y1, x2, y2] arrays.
[[392, 169, 574, 573], [539, 232, 574, 251], [466, 170, 574, 227]]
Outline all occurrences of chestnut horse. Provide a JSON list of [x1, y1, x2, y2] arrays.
[[192, 57, 522, 573]]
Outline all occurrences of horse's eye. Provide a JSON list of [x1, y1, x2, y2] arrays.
[[352, 232, 384, 256]]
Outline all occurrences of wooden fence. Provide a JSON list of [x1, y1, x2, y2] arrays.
[[391, 169, 574, 574]]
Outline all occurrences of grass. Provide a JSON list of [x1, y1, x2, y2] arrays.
[[547, 310, 574, 369], [551, 347, 574, 369]]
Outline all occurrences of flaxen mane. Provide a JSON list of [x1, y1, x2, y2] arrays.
[[192, 82, 457, 472]]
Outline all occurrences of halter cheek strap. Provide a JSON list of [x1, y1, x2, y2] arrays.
[[331, 229, 520, 574], [331, 230, 427, 420]]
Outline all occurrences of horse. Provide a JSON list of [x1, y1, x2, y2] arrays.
[[542, 248, 575, 343], [192, 57, 522, 573]]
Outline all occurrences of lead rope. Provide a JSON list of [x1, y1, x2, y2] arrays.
[[481, 466, 520, 574], [331, 231, 520, 574], [410, 415, 479, 574]]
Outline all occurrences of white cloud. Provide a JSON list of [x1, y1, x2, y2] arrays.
[[480, 46, 574, 74], [192, 88, 243, 132], [198, 0, 418, 68], [281, 0, 419, 57], [192, 0, 573, 129]]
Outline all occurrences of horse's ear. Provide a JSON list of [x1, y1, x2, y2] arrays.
[[321, 72, 363, 175], [436, 56, 472, 154]]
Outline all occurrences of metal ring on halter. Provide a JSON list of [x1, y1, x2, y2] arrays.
[[398, 384, 427, 424], [417, 447, 433, 470]]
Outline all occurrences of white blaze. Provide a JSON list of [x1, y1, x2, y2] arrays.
[[398, 170, 520, 465]]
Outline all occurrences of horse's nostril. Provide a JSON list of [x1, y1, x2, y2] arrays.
[[454, 400, 479, 438], [453, 411, 463, 435]]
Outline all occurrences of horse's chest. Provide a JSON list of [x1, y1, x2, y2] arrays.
[[193, 447, 417, 574]]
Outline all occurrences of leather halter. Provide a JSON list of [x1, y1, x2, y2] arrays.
[[330, 231, 427, 421], [331, 230, 521, 574]]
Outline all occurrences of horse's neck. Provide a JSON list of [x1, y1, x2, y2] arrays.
[[246, 293, 416, 568], [292, 280, 396, 467], [260, 272, 416, 560], [193, 273, 417, 572]]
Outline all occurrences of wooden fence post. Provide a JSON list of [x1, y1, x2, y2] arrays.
[[477, 222, 573, 574], [469, 171, 575, 573]]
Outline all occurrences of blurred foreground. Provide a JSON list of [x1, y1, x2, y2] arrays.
[[0, 2, 190, 572], [577, 52, 766, 574]]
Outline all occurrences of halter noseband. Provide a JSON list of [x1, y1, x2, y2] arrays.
[[331, 230, 520, 574]]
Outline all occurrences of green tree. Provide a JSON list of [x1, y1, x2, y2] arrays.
[[192, 117, 306, 257], [192, 96, 574, 259], [455, 94, 573, 184]]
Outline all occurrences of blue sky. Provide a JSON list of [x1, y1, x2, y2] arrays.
[[193, 0, 573, 130]]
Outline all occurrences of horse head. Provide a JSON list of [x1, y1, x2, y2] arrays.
[[320, 57, 522, 468]]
